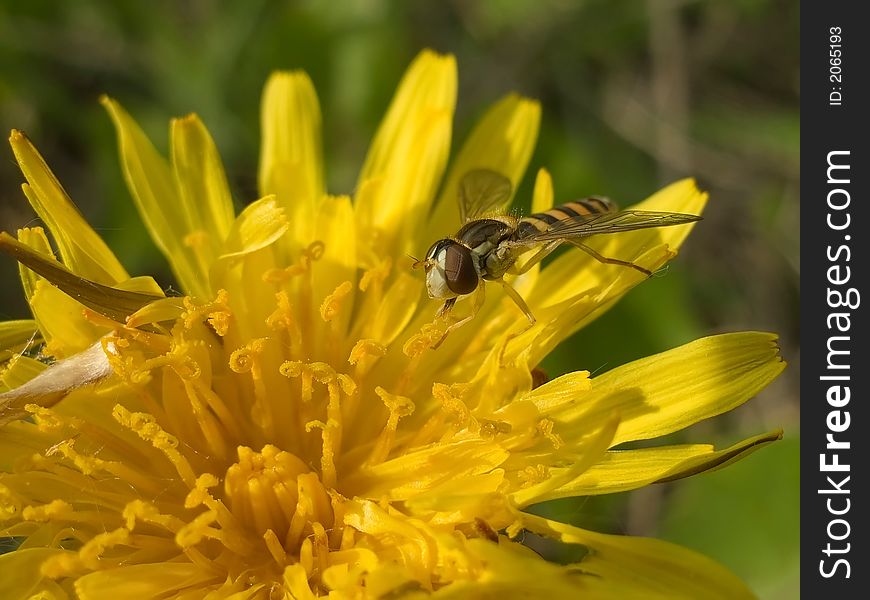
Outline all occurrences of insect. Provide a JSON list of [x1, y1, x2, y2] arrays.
[[416, 169, 701, 346]]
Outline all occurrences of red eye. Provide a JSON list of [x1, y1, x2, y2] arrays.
[[443, 244, 478, 295]]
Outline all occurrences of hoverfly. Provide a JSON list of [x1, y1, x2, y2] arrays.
[[416, 169, 701, 346]]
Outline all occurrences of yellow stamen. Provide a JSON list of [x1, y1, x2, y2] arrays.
[[182, 474, 257, 556], [230, 338, 278, 438], [280, 360, 313, 403], [347, 339, 387, 384], [320, 281, 353, 323], [366, 387, 415, 466], [45, 527, 131, 575], [358, 257, 391, 293], [22, 499, 72, 521], [123, 499, 186, 533], [536, 418, 564, 450], [266, 290, 303, 358], [113, 404, 197, 488], [174, 509, 220, 549], [402, 321, 446, 358], [26, 404, 83, 431], [183, 290, 231, 336], [320, 281, 353, 364], [517, 464, 551, 488], [304, 421, 333, 487], [403, 382, 468, 448]]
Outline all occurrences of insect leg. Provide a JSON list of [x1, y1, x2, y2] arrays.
[[430, 284, 486, 349], [496, 279, 537, 365], [507, 240, 562, 275], [436, 297, 457, 318], [498, 279, 536, 325], [567, 240, 652, 277]]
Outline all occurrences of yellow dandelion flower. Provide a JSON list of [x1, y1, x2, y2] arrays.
[[0, 50, 784, 599]]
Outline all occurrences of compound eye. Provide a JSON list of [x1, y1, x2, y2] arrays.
[[443, 244, 478, 295]]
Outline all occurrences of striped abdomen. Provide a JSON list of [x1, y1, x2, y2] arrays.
[[513, 197, 615, 239]]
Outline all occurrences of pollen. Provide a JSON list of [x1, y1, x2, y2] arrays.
[[228, 339, 266, 373], [320, 281, 353, 322], [22, 499, 73, 521], [517, 464, 550, 487], [536, 418, 564, 449], [348, 338, 387, 368], [402, 321, 448, 357]]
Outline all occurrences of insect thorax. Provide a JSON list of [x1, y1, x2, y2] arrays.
[[456, 218, 514, 252], [453, 218, 516, 281]]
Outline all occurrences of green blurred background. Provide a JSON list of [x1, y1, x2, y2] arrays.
[[0, 1, 798, 597]]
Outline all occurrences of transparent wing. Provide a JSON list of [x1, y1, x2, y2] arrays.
[[457, 169, 513, 223], [516, 210, 702, 244]]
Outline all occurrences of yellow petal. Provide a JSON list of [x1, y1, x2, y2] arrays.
[[259, 71, 324, 212], [74, 563, 217, 600], [510, 413, 619, 507], [258, 71, 324, 261], [125, 296, 186, 329], [217, 195, 288, 260], [531, 167, 555, 214], [530, 429, 782, 501], [1, 353, 46, 393], [427, 93, 541, 239], [535, 259, 666, 363], [532, 332, 785, 446], [0, 547, 66, 599], [29, 281, 104, 356], [404, 470, 505, 515], [654, 429, 783, 482], [0, 319, 39, 361], [283, 564, 318, 600], [215, 584, 267, 600], [341, 439, 508, 500], [430, 539, 593, 599], [9, 130, 128, 285], [209, 197, 289, 335], [521, 513, 756, 599], [524, 370, 591, 413], [367, 272, 421, 346], [170, 113, 236, 250], [14, 227, 53, 307], [312, 195, 356, 334], [114, 275, 165, 296], [10, 228, 99, 355], [356, 50, 456, 255], [102, 97, 212, 297]]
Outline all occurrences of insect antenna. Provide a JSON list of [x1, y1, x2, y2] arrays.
[[407, 253, 423, 269]]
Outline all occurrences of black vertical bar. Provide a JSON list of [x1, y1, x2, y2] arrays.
[[802, 1, 868, 596]]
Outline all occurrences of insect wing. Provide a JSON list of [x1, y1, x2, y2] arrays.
[[517, 210, 702, 244], [457, 169, 513, 223]]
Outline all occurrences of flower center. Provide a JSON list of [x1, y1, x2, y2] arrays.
[[15, 233, 548, 594], [77, 243, 454, 586]]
